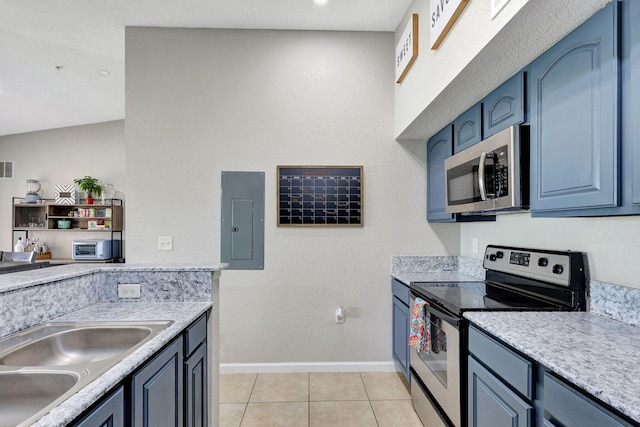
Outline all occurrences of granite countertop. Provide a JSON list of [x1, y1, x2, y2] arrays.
[[392, 271, 482, 286], [0, 262, 228, 293], [26, 302, 212, 427], [465, 311, 640, 424]]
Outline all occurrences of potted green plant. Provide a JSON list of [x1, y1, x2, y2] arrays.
[[74, 176, 103, 205]]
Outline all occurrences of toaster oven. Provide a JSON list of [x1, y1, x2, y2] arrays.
[[72, 239, 119, 260]]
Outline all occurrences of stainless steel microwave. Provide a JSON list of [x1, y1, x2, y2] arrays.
[[444, 125, 529, 214], [72, 239, 119, 260]]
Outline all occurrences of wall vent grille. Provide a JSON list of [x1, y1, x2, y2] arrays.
[[0, 161, 14, 179]]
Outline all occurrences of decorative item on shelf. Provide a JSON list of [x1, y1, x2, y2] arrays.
[[57, 219, 71, 229], [54, 184, 77, 204], [73, 176, 102, 205], [24, 179, 42, 203]]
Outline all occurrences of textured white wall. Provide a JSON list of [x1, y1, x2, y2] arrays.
[[125, 27, 459, 364], [0, 121, 125, 256]]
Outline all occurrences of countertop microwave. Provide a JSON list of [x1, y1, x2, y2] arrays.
[[72, 239, 119, 260], [444, 125, 529, 215]]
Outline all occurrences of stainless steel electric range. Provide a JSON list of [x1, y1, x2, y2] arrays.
[[409, 245, 588, 427]]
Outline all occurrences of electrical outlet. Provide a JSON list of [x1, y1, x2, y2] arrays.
[[118, 283, 141, 298], [158, 236, 173, 251]]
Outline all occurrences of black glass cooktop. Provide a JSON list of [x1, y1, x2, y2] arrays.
[[411, 280, 567, 316]]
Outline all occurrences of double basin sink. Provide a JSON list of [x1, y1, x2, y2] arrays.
[[0, 320, 171, 427]]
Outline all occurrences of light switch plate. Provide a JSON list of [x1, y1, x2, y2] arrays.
[[158, 236, 173, 251]]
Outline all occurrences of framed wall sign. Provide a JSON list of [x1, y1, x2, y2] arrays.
[[277, 166, 363, 227], [396, 14, 419, 84], [430, 0, 469, 50], [54, 184, 77, 204]]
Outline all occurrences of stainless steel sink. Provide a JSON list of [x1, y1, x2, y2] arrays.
[[0, 320, 172, 427], [0, 371, 78, 427], [0, 325, 156, 366]]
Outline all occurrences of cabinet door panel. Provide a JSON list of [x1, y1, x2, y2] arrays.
[[392, 297, 410, 381], [530, 2, 619, 212], [483, 72, 525, 138], [630, 0, 640, 206], [185, 343, 208, 427], [132, 337, 184, 427], [468, 356, 532, 427], [454, 103, 482, 153], [427, 125, 454, 222], [73, 386, 125, 427]]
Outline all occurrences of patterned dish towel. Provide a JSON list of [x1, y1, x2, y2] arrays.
[[409, 297, 431, 354]]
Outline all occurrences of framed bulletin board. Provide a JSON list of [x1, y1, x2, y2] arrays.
[[277, 166, 363, 226]]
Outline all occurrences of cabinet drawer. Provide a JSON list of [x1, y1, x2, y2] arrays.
[[391, 279, 410, 306], [544, 372, 632, 427], [468, 326, 533, 399], [185, 313, 207, 357]]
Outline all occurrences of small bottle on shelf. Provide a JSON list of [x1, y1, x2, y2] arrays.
[[14, 237, 25, 252]]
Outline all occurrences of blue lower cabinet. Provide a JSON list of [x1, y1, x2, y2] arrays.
[[543, 372, 633, 427], [185, 342, 208, 427], [72, 386, 125, 427], [392, 296, 410, 381], [131, 337, 184, 427], [529, 1, 620, 214], [468, 356, 533, 427], [391, 279, 410, 382]]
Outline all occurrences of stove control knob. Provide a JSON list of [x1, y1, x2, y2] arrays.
[[496, 251, 504, 259], [489, 254, 497, 262], [538, 257, 549, 267], [552, 264, 564, 274]]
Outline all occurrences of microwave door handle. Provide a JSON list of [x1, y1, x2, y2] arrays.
[[478, 151, 488, 201]]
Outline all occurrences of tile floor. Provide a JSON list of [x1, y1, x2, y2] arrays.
[[219, 372, 424, 427]]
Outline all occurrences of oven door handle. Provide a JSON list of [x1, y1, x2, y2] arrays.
[[424, 304, 459, 328]]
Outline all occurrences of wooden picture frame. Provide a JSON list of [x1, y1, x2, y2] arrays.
[[277, 166, 363, 227], [430, 0, 469, 50], [396, 14, 419, 83]]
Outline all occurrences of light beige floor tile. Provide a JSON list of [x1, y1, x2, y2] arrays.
[[241, 402, 308, 427], [361, 372, 411, 400], [221, 374, 257, 403], [310, 401, 378, 427], [220, 403, 246, 427], [250, 373, 309, 402], [310, 372, 368, 401], [371, 400, 423, 427]]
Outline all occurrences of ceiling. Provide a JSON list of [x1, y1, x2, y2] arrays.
[[0, 0, 412, 137]]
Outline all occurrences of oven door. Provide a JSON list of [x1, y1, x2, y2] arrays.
[[410, 296, 461, 427]]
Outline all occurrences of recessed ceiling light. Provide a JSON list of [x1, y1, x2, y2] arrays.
[[314, 0, 328, 5], [98, 69, 111, 76]]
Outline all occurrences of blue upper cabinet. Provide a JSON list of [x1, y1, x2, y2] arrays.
[[529, 1, 620, 214], [626, 0, 640, 208], [482, 72, 526, 138], [427, 125, 454, 222], [454, 103, 483, 153]]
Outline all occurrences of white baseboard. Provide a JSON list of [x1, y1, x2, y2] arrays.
[[219, 361, 396, 375]]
